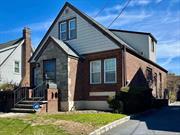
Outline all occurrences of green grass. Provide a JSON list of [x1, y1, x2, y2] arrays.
[[0, 113, 126, 135], [42, 113, 126, 127], [0, 118, 68, 135]]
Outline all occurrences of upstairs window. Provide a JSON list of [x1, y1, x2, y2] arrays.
[[104, 58, 117, 83], [59, 18, 76, 41], [90, 60, 101, 84], [60, 22, 67, 40], [14, 61, 20, 73], [151, 38, 155, 52], [69, 19, 76, 39]]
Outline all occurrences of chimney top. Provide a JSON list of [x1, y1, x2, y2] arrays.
[[23, 27, 31, 39]]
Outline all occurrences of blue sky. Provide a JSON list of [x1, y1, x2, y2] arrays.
[[0, 0, 180, 75]]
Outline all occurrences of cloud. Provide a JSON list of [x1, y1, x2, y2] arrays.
[[0, 20, 52, 34], [157, 41, 180, 66], [129, 0, 151, 6]]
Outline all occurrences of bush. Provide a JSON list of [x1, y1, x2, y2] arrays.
[[107, 86, 153, 114], [107, 96, 124, 113], [0, 83, 18, 91]]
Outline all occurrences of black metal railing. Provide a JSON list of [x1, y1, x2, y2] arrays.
[[32, 82, 46, 100], [13, 87, 28, 107]]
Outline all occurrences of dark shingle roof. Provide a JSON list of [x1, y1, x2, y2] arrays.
[[0, 38, 23, 50]]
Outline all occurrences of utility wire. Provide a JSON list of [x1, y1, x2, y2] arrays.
[[94, 0, 109, 18], [108, 0, 132, 28]]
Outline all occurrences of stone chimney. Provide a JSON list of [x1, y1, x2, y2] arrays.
[[21, 27, 32, 87]]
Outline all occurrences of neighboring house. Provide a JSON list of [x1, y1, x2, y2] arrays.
[[167, 73, 180, 100], [29, 2, 167, 111], [0, 28, 32, 86]]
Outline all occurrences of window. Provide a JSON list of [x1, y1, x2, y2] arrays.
[[43, 59, 56, 83], [69, 19, 76, 39], [146, 67, 153, 82], [14, 61, 20, 73], [60, 22, 67, 40], [104, 58, 117, 83], [59, 18, 76, 40], [151, 38, 155, 52], [90, 60, 101, 84]]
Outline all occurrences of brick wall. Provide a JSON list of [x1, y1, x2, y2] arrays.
[[125, 50, 167, 98], [77, 49, 123, 101]]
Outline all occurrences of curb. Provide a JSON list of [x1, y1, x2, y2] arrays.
[[89, 116, 130, 135]]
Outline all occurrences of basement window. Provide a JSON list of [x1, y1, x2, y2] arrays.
[[104, 58, 117, 83], [14, 61, 20, 73], [90, 60, 101, 84]]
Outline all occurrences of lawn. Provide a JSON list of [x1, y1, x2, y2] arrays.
[[0, 113, 126, 135]]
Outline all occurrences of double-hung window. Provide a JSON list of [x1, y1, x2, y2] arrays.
[[60, 22, 67, 40], [14, 61, 20, 73], [90, 60, 101, 84], [104, 58, 117, 83], [69, 19, 76, 39], [59, 18, 76, 40]]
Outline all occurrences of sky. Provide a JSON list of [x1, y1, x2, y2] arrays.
[[0, 0, 180, 75]]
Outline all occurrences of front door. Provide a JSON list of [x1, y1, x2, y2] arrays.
[[43, 59, 56, 84]]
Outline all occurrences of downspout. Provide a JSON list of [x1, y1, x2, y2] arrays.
[[123, 46, 127, 86], [121, 46, 125, 87]]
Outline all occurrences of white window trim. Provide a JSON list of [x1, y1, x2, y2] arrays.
[[90, 60, 101, 84], [68, 19, 76, 39], [104, 58, 117, 84], [60, 21, 67, 40], [14, 60, 20, 74]]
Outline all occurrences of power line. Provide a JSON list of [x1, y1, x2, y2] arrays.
[[108, 0, 132, 28], [94, 0, 109, 18]]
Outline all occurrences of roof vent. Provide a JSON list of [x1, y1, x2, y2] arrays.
[[64, 8, 69, 14]]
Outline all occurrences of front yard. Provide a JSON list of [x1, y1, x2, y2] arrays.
[[0, 112, 126, 135]]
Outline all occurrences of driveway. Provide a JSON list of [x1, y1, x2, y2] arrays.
[[103, 105, 180, 135]]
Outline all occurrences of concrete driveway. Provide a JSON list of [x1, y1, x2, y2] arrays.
[[103, 104, 180, 135]]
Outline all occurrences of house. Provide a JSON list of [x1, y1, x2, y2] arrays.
[[29, 2, 167, 111], [0, 28, 32, 86]]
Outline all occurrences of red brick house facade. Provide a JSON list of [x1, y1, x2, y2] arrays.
[[29, 2, 167, 111]]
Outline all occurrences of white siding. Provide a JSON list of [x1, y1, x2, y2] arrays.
[[112, 31, 156, 62], [148, 36, 156, 62], [0, 48, 15, 65], [39, 7, 119, 55], [0, 44, 22, 84]]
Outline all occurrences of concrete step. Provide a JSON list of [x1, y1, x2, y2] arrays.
[[15, 104, 34, 109], [19, 100, 47, 105], [11, 108, 36, 113]]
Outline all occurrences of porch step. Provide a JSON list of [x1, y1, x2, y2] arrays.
[[19, 100, 47, 105], [15, 104, 34, 109], [11, 108, 36, 113]]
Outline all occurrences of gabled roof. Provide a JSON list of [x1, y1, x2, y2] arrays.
[[51, 36, 80, 58], [34, 36, 80, 61], [0, 38, 23, 50], [109, 29, 157, 43], [29, 2, 137, 62]]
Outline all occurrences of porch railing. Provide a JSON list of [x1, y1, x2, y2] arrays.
[[32, 82, 46, 100], [13, 87, 28, 107]]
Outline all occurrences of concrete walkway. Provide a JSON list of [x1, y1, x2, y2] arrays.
[[103, 104, 180, 135], [0, 113, 28, 118]]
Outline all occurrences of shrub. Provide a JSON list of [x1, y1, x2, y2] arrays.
[[107, 86, 153, 114], [107, 96, 124, 113], [0, 83, 18, 91]]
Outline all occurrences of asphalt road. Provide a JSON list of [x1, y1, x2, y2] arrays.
[[103, 105, 180, 135]]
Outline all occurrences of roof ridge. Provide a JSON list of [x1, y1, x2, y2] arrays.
[[109, 29, 157, 43], [0, 37, 23, 45]]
